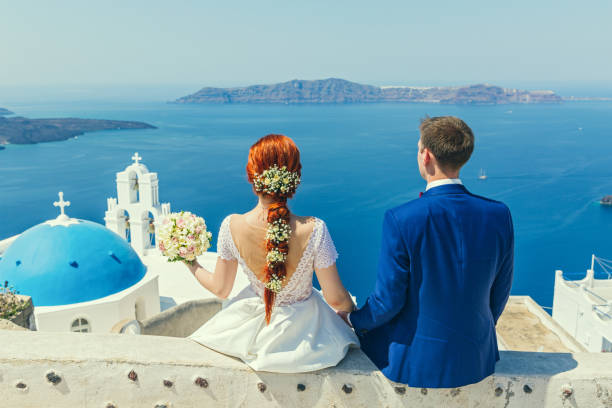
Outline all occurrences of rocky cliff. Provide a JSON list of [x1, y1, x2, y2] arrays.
[[0, 116, 156, 145], [174, 78, 562, 105]]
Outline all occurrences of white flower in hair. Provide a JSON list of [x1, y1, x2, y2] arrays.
[[265, 274, 284, 293], [266, 248, 287, 264], [266, 219, 292, 243], [253, 165, 300, 197]]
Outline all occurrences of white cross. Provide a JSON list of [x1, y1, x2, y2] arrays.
[[53, 191, 71, 216], [132, 152, 142, 164]]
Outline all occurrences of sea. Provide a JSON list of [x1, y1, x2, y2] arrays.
[[1, 96, 612, 310]]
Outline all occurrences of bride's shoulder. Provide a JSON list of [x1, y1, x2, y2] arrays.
[[220, 213, 240, 227], [291, 214, 326, 235], [292, 214, 319, 226], [293, 214, 314, 222]]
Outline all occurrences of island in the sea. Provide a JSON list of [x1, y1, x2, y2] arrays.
[[0, 107, 13, 116], [0, 110, 156, 146], [174, 78, 563, 105]]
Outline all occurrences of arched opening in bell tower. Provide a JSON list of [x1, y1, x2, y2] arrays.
[[128, 171, 140, 204], [146, 211, 156, 248], [123, 210, 131, 242]]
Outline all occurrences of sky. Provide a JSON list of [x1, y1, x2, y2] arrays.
[[1, 0, 611, 92]]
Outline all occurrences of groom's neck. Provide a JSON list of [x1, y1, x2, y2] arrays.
[[424, 168, 460, 184]]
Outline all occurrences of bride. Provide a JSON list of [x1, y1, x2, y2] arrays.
[[183, 134, 359, 372]]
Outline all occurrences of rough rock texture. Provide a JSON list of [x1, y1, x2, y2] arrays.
[[0, 116, 156, 145], [174, 78, 562, 105]]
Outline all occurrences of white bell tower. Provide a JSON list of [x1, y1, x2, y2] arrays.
[[105, 152, 171, 255]]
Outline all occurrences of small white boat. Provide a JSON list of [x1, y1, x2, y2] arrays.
[[478, 168, 487, 180]]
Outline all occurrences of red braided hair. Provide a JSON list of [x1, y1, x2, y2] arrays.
[[246, 134, 301, 324]]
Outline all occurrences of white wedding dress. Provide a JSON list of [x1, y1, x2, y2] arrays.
[[188, 215, 359, 373]]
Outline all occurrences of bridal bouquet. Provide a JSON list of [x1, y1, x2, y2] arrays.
[[157, 211, 213, 265]]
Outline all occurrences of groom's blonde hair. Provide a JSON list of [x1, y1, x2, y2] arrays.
[[419, 116, 474, 170]]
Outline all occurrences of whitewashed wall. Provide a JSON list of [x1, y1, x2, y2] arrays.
[[553, 270, 612, 352], [34, 274, 160, 333]]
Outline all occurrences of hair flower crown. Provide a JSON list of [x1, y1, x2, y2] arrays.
[[253, 165, 300, 197]]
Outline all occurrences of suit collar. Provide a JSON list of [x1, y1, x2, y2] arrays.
[[422, 183, 469, 197], [425, 178, 463, 191]]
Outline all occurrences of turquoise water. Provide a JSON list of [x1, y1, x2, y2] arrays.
[[1, 101, 612, 308]]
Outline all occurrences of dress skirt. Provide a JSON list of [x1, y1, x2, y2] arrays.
[[188, 285, 359, 373]]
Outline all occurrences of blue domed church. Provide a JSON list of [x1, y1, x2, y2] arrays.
[[0, 154, 166, 333]]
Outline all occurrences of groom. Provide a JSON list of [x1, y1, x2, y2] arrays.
[[340, 116, 514, 388]]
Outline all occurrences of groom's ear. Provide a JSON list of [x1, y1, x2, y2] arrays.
[[422, 147, 433, 166]]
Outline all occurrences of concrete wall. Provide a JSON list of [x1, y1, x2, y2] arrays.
[[139, 298, 222, 337], [1, 330, 611, 408]]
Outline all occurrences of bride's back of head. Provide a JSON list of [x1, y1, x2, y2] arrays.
[[246, 134, 302, 192], [246, 134, 302, 323]]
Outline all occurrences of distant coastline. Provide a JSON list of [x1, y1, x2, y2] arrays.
[[562, 96, 612, 102], [0, 110, 156, 146], [173, 78, 564, 105]]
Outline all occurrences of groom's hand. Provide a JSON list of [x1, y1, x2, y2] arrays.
[[337, 310, 352, 327]]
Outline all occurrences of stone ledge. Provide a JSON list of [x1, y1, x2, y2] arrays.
[[1, 330, 611, 407]]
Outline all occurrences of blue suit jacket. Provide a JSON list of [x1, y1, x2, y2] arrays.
[[350, 183, 514, 388]]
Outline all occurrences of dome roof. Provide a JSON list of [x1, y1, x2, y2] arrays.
[[0, 219, 146, 307]]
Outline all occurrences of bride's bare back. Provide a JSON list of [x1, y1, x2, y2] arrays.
[[229, 212, 316, 285]]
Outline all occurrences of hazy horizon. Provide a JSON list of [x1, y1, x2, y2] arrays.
[[2, 80, 612, 105]]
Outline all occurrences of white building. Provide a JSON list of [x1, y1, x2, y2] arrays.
[[0, 152, 249, 332], [104, 152, 171, 256], [0, 192, 160, 333], [552, 257, 612, 352]]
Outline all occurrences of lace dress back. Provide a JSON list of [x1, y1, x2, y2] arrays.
[[216, 214, 338, 306]]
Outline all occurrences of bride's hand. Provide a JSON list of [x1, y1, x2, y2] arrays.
[[182, 259, 199, 274]]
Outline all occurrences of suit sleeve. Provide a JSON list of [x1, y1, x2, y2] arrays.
[[490, 208, 514, 325], [350, 209, 410, 333]]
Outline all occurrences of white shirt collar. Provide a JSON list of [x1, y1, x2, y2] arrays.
[[425, 178, 463, 191]]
